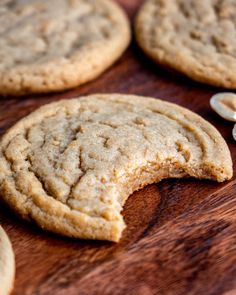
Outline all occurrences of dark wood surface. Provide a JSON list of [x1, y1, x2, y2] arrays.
[[1, 1, 236, 294]]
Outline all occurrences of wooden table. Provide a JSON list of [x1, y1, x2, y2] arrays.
[[0, 1, 236, 294]]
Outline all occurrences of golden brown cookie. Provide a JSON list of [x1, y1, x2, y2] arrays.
[[0, 0, 130, 95], [136, 0, 236, 88], [0, 226, 15, 295], [0, 94, 232, 242]]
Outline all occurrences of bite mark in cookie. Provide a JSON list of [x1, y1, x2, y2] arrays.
[[0, 95, 232, 241]]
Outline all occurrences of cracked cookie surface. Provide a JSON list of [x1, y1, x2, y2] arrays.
[[136, 0, 236, 89], [0, 0, 130, 95], [0, 94, 233, 242], [0, 226, 15, 295]]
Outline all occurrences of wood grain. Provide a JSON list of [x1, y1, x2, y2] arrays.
[[0, 1, 236, 294]]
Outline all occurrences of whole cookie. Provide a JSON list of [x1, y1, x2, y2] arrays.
[[136, 0, 236, 88], [0, 0, 130, 95], [0, 226, 15, 295], [0, 94, 232, 242]]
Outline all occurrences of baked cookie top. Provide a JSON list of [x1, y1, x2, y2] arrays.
[[0, 94, 232, 242], [0, 0, 130, 95], [0, 226, 15, 295], [136, 0, 236, 89]]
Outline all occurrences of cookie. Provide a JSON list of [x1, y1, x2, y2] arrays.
[[0, 226, 15, 295], [135, 0, 236, 89], [0, 94, 232, 242], [0, 0, 130, 95]]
